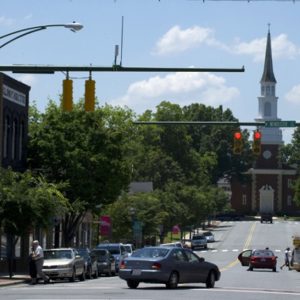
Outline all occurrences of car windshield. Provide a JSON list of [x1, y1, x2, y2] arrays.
[[132, 247, 169, 258], [192, 235, 205, 240], [252, 250, 274, 257], [203, 232, 213, 236], [44, 250, 72, 259], [97, 246, 120, 255], [76, 249, 89, 259]]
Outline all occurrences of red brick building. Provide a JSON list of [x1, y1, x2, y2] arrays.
[[231, 30, 299, 216]]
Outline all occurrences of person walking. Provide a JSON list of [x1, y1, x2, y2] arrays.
[[28, 246, 37, 284], [280, 247, 291, 270], [32, 240, 50, 283]]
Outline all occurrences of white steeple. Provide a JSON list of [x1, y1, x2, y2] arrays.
[[255, 28, 283, 145]]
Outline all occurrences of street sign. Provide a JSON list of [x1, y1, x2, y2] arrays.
[[265, 120, 296, 128]]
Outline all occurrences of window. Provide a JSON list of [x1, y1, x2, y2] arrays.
[[264, 102, 271, 117], [12, 119, 17, 160], [3, 116, 10, 158], [261, 86, 265, 96], [18, 121, 24, 160], [287, 195, 292, 207], [288, 179, 293, 189], [242, 194, 247, 206], [266, 86, 270, 95]]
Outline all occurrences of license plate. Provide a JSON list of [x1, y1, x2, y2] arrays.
[[132, 269, 141, 276], [261, 258, 266, 262]]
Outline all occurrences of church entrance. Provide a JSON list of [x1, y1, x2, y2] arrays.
[[259, 185, 274, 214]]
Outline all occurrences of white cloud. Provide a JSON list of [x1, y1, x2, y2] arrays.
[[231, 34, 300, 62], [0, 16, 14, 27], [153, 25, 300, 63], [16, 74, 38, 87], [153, 25, 226, 56], [110, 72, 240, 114], [285, 84, 300, 105]]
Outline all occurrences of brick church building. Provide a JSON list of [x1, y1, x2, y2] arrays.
[[231, 30, 299, 216]]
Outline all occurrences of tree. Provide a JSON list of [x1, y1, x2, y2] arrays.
[[27, 101, 133, 246]]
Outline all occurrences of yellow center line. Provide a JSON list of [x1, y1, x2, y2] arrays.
[[220, 221, 256, 272]]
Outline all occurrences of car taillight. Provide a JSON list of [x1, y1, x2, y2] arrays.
[[152, 262, 161, 270], [120, 260, 126, 269]]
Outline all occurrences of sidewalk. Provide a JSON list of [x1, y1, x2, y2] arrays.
[[0, 274, 30, 287]]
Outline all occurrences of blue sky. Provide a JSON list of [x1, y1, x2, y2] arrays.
[[1, 0, 300, 143]]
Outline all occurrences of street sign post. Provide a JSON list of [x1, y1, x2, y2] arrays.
[[265, 120, 296, 128]]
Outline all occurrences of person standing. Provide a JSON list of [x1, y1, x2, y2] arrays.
[[32, 240, 50, 283], [280, 247, 291, 270], [28, 246, 37, 284]]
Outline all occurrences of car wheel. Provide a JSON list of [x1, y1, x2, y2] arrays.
[[273, 267, 276, 272], [166, 272, 179, 289], [79, 269, 86, 281], [248, 266, 253, 271], [127, 279, 139, 289], [69, 268, 76, 282], [206, 271, 215, 288], [86, 266, 92, 279]]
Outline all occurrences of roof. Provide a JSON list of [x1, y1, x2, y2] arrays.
[[260, 30, 277, 83]]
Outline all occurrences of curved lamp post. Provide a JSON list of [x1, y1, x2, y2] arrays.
[[0, 22, 83, 49]]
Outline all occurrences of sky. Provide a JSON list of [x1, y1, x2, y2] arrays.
[[1, 0, 300, 143]]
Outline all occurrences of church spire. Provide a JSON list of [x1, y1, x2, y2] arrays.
[[260, 27, 276, 83]]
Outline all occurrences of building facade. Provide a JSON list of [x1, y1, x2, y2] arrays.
[[231, 30, 299, 216]]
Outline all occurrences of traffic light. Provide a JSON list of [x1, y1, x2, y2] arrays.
[[252, 130, 262, 155], [62, 78, 73, 112], [84, 78, 95, 112], [233, 131, 243, 154]]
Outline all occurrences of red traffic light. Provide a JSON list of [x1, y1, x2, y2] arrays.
[[234, 132, 242, 140], [254, 131, 262, 140]]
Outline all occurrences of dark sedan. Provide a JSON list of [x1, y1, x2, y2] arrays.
[[238, 249, 277, 272], [75, 248, 98, 279], [118, 246, 220, 289], [91, 248, 116, 276]]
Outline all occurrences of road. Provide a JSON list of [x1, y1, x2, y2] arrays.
[[1, 219, 299, 300]]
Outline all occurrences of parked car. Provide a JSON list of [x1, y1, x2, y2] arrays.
[[191, 234, 208, 250], [91, 248, 116, 276], [75, 248, 98, 279], [238, 249, 277, 272], [96, 243, 127, 273], [202, 231, 215, 243], [42, 248, 86, 281], [119, 246, 220, 289]]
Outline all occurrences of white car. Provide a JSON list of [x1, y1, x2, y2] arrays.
[[203, 231, 215, 243], [42, 248, 86, 282]]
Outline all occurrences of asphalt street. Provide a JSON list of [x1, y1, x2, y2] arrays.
[[0, 219, 299, 300]]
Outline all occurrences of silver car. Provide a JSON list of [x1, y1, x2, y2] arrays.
[[42, 248, 86, 282], [118, 246, 220, 289], [191, 234, 208, 250]]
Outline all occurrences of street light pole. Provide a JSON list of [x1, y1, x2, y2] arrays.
[[0, 22, 83, 49]]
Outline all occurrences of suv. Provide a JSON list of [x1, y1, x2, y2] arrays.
[[96, 243, 127, 272], [191, 234, 208, 250]]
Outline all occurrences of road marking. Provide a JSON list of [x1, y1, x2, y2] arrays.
[[220, 222, 256, 272], [191, 287, 300, 296]]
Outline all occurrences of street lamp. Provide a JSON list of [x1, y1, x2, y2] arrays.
[[0, 22, 83, 49]]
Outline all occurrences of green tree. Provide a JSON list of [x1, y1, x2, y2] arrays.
[[27, 101, 133, 246]]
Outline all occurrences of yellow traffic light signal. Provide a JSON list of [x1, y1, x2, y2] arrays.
[[85, 78, 95, 112], [233, 131, 243, 155], [62, 79, 73, 112], [253, 130, 262, 155]]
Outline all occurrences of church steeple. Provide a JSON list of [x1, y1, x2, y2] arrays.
[[260, 28, 276, 83], [256, 27, 283, 145]]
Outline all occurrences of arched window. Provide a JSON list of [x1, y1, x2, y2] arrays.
[[264, 102, 271, 117]]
